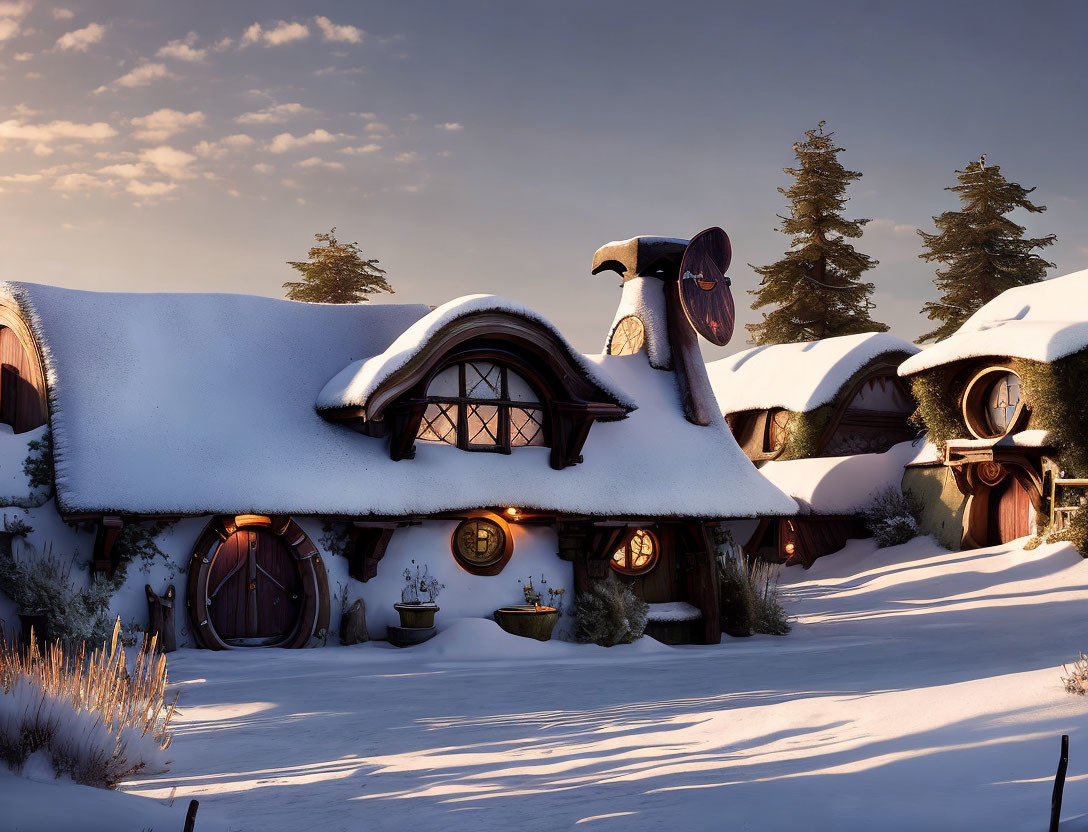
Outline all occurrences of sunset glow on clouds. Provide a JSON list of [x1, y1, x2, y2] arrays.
[[0, 7, 458, 207]]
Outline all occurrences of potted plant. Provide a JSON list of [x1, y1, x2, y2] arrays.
[[394, 560, 444, 629], [493, 574, 565, 641]]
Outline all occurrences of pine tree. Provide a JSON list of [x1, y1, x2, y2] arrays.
[[917, 156, 1055, 342], [747, 122, 886, 345], [283, 228, 394, 304]]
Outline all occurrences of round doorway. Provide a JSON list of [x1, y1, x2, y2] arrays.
[[187, 516, 330, 649]]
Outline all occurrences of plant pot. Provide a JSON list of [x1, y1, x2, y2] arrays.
[[394, 602, 438, 629], [18, 611, 49, 647], [493, 605, 558, 641]]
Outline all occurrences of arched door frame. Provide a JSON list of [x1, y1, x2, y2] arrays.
[[186, 515, 330, 649]]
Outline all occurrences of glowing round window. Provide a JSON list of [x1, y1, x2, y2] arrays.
[[609, 316, 645, 356], [451, 515, 512, 574], [610, 529, 658, 575]]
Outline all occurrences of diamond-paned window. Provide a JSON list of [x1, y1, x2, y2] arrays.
[[414, 361, 546, 453]]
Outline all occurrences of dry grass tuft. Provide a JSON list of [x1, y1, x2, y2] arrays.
[[0, 618, 177, 787]]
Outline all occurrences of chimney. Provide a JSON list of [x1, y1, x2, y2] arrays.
[[592, 235, 722, 426]]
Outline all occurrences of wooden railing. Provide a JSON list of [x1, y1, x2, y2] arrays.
[[1048, 476, 1088, 531]]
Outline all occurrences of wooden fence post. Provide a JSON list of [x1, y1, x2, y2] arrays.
[[1051, 734, 1069, 832], [183, 799, 199, 832]]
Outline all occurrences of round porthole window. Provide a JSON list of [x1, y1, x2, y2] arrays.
[[609, 315, 645, 356], [961, 367, 1026, 439], [609, 529, 658, 576], [451, 513, 513, 575]]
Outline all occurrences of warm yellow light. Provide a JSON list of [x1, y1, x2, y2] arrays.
[[505, 507, 520, 519], [784, 542, 796, 555]]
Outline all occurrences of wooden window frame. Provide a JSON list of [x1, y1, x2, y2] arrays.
[[609, 528, 659, 576], [961, 366, 1027, 440], [417, 358, 547, 454], [451, 511, 514, 576]]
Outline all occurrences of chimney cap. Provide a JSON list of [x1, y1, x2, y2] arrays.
[[591, 236, 689, 281]]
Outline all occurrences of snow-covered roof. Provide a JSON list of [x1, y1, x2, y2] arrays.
[[758, 440, 920, 515], [2, 282, 796, 519], [707, 332, 920, 415], [899, 269, 1088, 376], [318, 294, 635, 412]]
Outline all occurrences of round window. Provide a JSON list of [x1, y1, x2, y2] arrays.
[[961, 366, 1025, 439], [985, 372, 1021, 436], [452, 514, 512, 575], [610, 529, 658, 575], [609, 316, 645, 356]]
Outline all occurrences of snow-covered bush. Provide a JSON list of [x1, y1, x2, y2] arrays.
[[0, 620, 176, 787], [864, 487, 923, 548], [1062, 652, 1088, 695], [575, 575, 647, 646], [0, 547, 114, 646]]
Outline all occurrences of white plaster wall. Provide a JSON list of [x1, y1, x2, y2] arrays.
[[352, 520, 574, 640]]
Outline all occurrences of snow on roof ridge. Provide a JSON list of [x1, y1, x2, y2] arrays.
[[707, 331, 919, 415], [899, 269, 1088, 376], [317, 293, 636, 411]]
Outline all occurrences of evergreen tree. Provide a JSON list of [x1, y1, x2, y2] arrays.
[[747, 122, 886, 345], [283, 228, 394, 303], [917, 156, 1055, 342]]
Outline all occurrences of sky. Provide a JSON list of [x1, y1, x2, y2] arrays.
[[0, 0, 1085, 358]]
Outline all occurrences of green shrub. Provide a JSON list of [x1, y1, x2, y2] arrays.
[[909, 368, 968, 449], [1046, 507, 1088, 557], [575, 575, 648, 646], [779, 406, 833, 460]]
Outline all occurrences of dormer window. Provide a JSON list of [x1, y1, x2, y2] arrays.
[[416, 360, 546, 452]]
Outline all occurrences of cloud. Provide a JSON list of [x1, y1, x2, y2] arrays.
[[213, 36, 232, 51], [435, 122, 463, 131], [314, 16, 362, 44], [0, 118, 117, 144], [0, 172, 41, 182], [234, 102, 309, 125], [94, 62, 173, 93], [139, 145, 196, 180], [53, 172, 111, 192], [869, 218, 918, 236], [127, 180, 176, 197], [157, 32, 206, 62], [266, 128, 342, 154], [55, 22, 106, 52], [0, 18, 19, 41], [52, 8, 74, 20], [97, 162, 147, 178], [12, 51, 30, 61], [294, 156, 344, 170], [252, 162, 273, 174], [0, 1, 30, 18], [339, 143, 381, 155], [241, 20, 309, 47], [130, 109, 205, 142], [393, 151, 419, 164], [364, 122, 388, 133], [193, 133, 254, 158]]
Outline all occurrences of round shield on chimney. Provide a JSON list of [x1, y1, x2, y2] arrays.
[[678, 227, 734, 346]]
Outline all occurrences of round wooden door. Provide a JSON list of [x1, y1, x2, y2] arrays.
[[207, 528, 304, 646]]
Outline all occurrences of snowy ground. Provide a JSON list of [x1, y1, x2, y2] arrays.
[[9, 535, 1088, 831]]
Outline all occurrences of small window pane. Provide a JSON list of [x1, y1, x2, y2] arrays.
[[466, 404, 500, 447], [609, 316, 645, 356], [506, 370, 538, 403], [986, 373, 1021, 435], [427, 365, 460, 397], [610, 529, 658, 575], [510, 407, 544, 446], [417, 403, 458, 445], [465, 361, 502, 399]]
